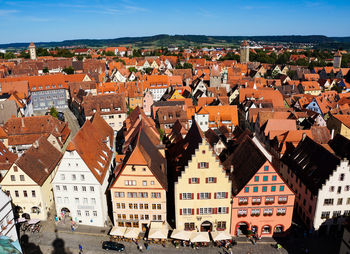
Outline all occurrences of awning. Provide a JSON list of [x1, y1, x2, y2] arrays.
[[27, 219, 40, 225], [189, 232, 210, 242], [211, 231, 232, 241], [124, 227, 141, 239], [170, 229, 191, 241], [110, 226, 126, 236], [148, 228, 168, 239]]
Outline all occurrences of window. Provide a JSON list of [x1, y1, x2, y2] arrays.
[[14, 166, 18, 172], [244, 187, 249, 193], [263, 208, 273, 215], [81, 175, 85, 181], [198, 162, 209, 168], [182, 208, 193, 215], [150, 181, 154, 185], [198, 192, 210, 199], [277, 208, 286, 215], [189, 178, 199, 184], [329, 186, 334, 192], [272, 175, 277, 181], [77, 210, 81, 216], [324, 199, 334, 205], [184, 223, 195, 231], [337, 186, 342, 194], [238, 209, 247, 216], [264, 166, 269, 171], [278, 196, 288, 203], [279, 186, 284, 192], [265, 197, 274, 204], [83, 198, 88, 204], [262, 186, 267, 192], [20, 175, 25, 181], [347, 198, 350, 205], [57, 197, 62, 203], [124, 180, 136, 186], [73, 186, 78, 192], [217, 207, 228, 214], [60, 174, 65, 180], [207, 177, 216, 183], [217, 221, 226, 230], [90, 186, 94, 192], [32, 191, 36, 197], [63, 185, 67, 191], [252, 197, 261, 204], [142, 181, 147, 186], [82, 186, 86, 192], [64, 197, 69, 203], [333, 211, 341, 218], [10, 175, 15, 181], [262, 225, 271, 234], [263, 176, 268, 181], [251, 209, 260, 216], [23, 191, 27, 197], [93, 211, 97, 217], [15, 191, 19, 197], [253, 187, 258, 192], [271, 186, 276, 192], [152, 204, 156, 210], [254, 176, 259, 182], [344, 210, 350, 216], [181, 193, 193, 200], [56, 185, 60, 191], [345, 186, 350, 191], [91, 198, 96, 204], [85, 211, 90, 217], [75, 198, 79, 204], [339, 174, 345, 181], [215, 192, 227, 199], [238, 197, 248, 204], [337, 198, 343, 205], [72, 174, 76, 180], [199, 207, 213, 215]]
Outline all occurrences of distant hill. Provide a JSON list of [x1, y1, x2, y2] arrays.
[[1, 34, 350, 49]]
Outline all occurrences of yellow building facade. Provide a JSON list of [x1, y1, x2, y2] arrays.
[[174, 139, 232, 233]]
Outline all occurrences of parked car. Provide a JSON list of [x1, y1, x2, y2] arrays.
[[102, 241, 125, 252]]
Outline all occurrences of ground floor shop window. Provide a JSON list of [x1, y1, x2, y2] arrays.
[[262, 225, 271, 234], [184, 222, 195, 231]]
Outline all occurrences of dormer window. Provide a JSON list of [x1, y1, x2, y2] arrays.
[[92, 109, 96, 113]]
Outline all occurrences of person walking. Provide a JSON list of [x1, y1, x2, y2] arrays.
[[79, 244, 83, 252]]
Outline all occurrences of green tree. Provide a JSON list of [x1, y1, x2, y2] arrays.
[[19, 51, 30, 59], [36, 47, 50, 56], [128, 67, 137, 73], [144, 67, 153, 74], [183, 62, 193, 69], [4, 52, 15, 59], [49, 107, 59, 118], [287, 70, 298, 80], [43, 67, 49, 73], [105, 51, 115, 56], [63, 66, 74, 74]]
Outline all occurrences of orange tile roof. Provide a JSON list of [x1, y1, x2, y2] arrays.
[[333, 114, 350, 129]]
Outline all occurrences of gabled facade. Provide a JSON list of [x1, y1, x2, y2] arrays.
[[1, 137, 62, 220], [110, 121, 167, 231], [0, 189, 19, 242], [172, 122, 231, 233], [52, 113, 114, 227], [224, 136, 294, 237], [280, 136, 350, 233]]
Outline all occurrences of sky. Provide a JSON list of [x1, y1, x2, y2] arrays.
[[0, 0, 349, 44]]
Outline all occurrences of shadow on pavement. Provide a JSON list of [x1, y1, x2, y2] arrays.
[[52, 237, 72, 254], [20, 234, 43, 254]]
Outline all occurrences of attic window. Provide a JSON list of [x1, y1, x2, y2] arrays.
[[59, 85, 62, 88], [202, 150, 206, 154], [132, 166, 136, 171], [143, 168, 146, 171]]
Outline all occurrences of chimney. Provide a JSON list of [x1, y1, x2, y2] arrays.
[[331, 129, 335, 140], [21, 118, 25, 128]]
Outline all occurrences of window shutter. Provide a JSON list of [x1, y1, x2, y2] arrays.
[[197, 193, 200, 199], [197, 208, 199, 214], [198, 178, 200, 184], [206, 178, 208, 183], [192, 209, 194, 215], [206, 163, 209, 168], [213, 208, 217, 214], [214, 192, 217, 199], [189, 178, 192, 184], [214, 177, 217, 183], [191, 193, 194, 199], [198, 163, 200, 168], [209, 193, 211, 199], [180, 193, 182, 200], [180, 209, 182, 215], [225, 207, 229, 214], [225, 192, 228, 198]]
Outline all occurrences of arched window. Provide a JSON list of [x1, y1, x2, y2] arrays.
[[274, 225, 284, 233], [262, 225, 271, 234]]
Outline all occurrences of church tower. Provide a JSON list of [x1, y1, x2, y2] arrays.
[[240, 40, 249, 64], [333, 51, 342, 68], [28, 42, 37, 60]]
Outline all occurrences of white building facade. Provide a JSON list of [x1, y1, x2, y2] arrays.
[[0, 189, 18, 242]]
